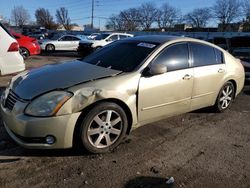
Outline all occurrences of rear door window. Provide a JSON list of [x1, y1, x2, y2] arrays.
[[152, 43, 190, 71], [214, 48, 224, 64], [119, 35, 128, 39], [190, 42, 217, 67]]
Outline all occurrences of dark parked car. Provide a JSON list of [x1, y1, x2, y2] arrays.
[[229, 37, 250, 85]]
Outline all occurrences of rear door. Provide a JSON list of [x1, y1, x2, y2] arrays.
[[189, 42, 226, 110]]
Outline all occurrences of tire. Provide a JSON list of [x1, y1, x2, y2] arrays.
[[214, 81, 235, 112], [95, 46, 102, 51], [79, 102, 128, 153], [19, 47, 30, 59], [45, 44, 55, 52]]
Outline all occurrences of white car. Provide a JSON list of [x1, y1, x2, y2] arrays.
[[87, 33, 100, 40], [77, 33, 134, 56], [40, 35, 82, 52], [0, 22, 25, 75]]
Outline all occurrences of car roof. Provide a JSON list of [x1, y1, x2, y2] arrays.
[[126, 35, 181, 44], [102, 32, 132, 36]]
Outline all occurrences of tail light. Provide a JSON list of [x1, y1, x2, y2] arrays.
[[8, 42, 19, 52]]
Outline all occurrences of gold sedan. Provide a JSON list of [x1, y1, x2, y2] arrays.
[[1, 36, 245, 153]]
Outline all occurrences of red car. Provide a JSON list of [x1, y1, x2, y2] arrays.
[[11, 32, 41, 59]]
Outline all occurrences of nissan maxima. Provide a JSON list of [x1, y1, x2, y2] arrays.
[[1, 36, 245, 153]]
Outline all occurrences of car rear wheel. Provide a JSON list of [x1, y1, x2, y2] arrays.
[[214, 81, 235, 112], [80, 102, 128, 153], [19, 47, 30, 59], [46, 44, 55, 52]]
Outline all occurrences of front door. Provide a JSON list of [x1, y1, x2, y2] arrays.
[[138, 43, 194, 123]]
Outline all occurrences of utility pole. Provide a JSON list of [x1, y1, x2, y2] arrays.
[[91, 0, 94, 29]]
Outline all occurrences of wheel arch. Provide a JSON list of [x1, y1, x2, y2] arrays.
[[73, 98, 133, 147], [19, 46, 30, 55], [227, 79, 237, 99]]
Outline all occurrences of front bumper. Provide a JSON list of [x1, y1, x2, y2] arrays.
[[1, 101, 81, 149], [31, 45, 41, 55]]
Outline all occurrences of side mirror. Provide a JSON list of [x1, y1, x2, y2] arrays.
[[149, 64, 167, 75]]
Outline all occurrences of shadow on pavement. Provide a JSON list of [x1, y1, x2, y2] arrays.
[[124, 176, 170, 188]]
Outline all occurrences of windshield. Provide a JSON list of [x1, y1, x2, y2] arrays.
[[94, 33, 110, 40], [82, 40, 159, 72]]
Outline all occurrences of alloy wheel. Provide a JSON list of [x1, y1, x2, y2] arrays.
[[219, 84, 234, 109], [87, 110, 123, 148]]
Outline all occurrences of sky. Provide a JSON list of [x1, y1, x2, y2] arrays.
[[0, 0, 218, 29]]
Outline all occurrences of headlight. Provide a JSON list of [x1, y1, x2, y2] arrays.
[[25, 91, 73, 117]]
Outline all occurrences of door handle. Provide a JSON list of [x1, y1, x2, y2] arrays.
[[183, 74, 192, 80], [218, 68, 225, 73]]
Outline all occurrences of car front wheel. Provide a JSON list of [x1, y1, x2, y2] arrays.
[[80, 102, 128, 153], [214, 81, 235, 112], [45, 44, 55, 52]]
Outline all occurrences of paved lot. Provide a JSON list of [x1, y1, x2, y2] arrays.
[[0, 53, 250, 188]]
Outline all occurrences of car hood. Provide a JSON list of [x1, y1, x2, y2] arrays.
[[10, 60, 121, 100]]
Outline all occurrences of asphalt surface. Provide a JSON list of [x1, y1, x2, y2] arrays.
[[0, 52, 250, 188]]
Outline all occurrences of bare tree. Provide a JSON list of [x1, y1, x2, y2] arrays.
[[213, 0, 241, 31], [156, 3, 180, 28], [56, 7, 72, 30], [185, 8, 212, 28], [11, 6, 30, 27], [106, 15, 123, 31], [35, 8, 57, 29], [138, 2, 158, 30], [243, 0, 250, 18], [242, 0, 250, 31], [106, 8, 141, 31], [119, 8, 140, 31]]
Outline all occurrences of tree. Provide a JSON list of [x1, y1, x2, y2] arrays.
[[119, 8, 141, 31], [11, 6, 30, 27], [35, 8, 56, 29], [106, 8, 141, 31], [243, 0, 250, 16], [56, 7, 72, 30], [185, 8, 212, 28], [242, 0, 250, 31], [138, 2, 158, 30], [156, 3, 180, 28], [213, 0, 241, 31], [106, 15, 123, 31]]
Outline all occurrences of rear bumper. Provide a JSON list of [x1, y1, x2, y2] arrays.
[[0, 53, 25, 75]]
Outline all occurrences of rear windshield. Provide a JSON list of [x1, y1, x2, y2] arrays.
[[82, 40, 159, 72], [0, 22, 13, 38]]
